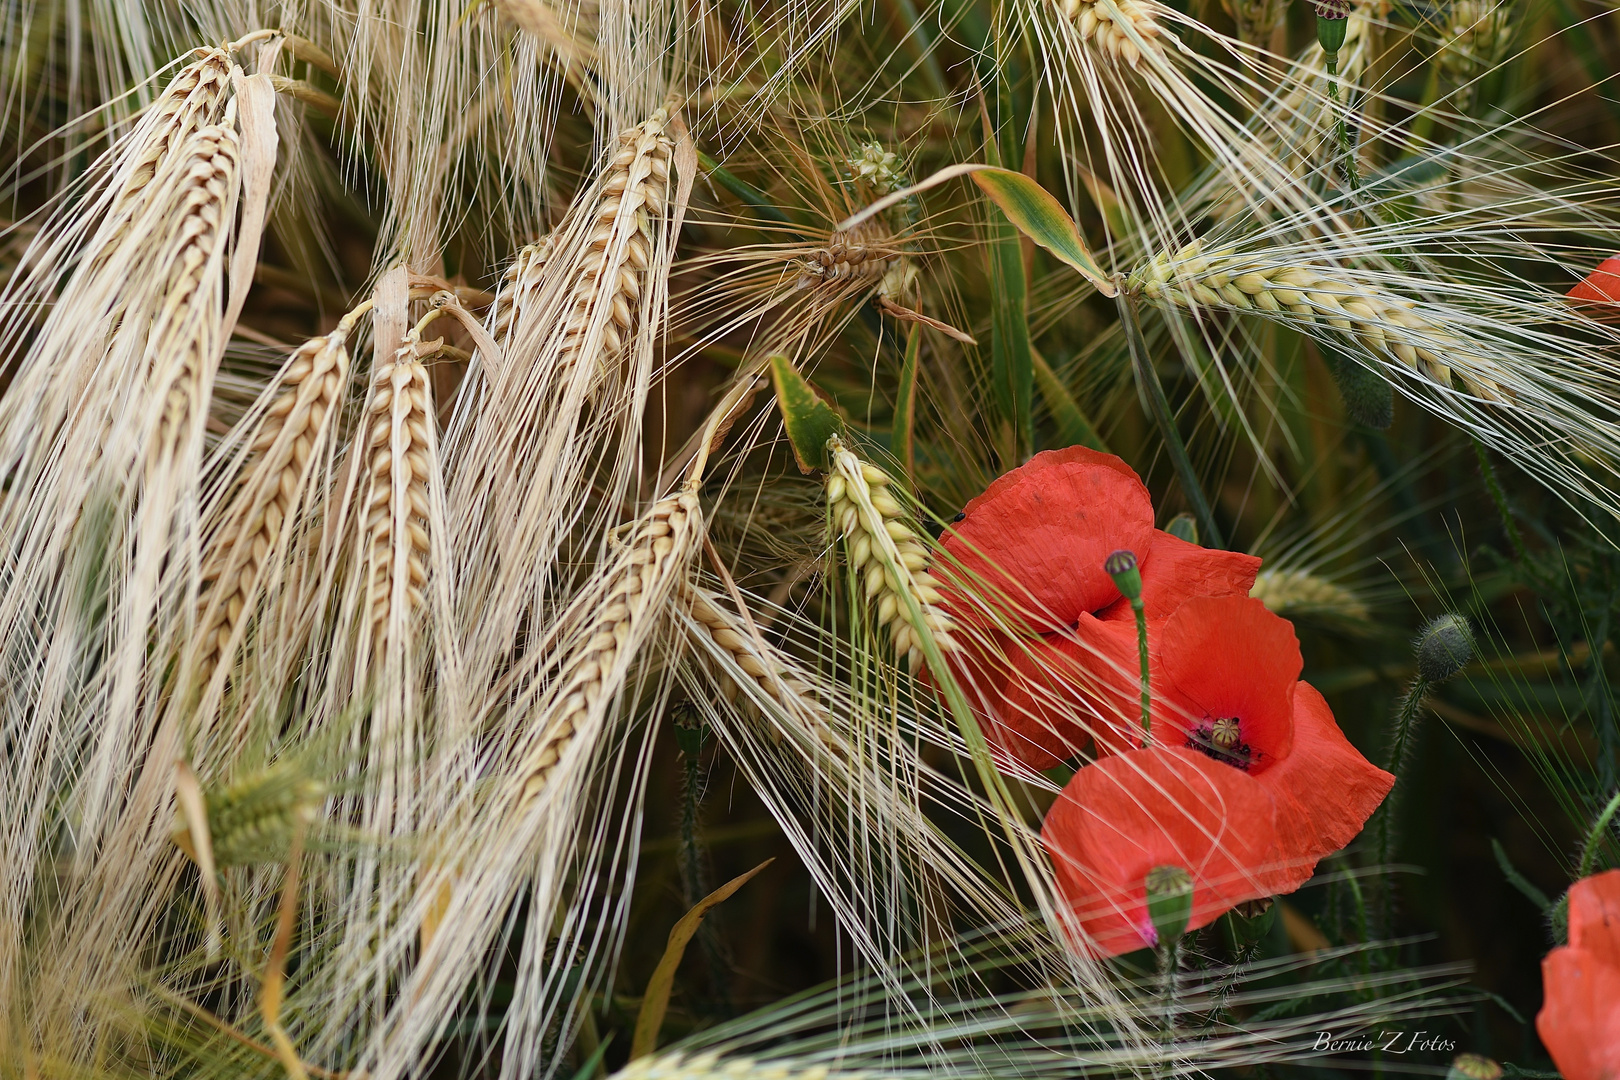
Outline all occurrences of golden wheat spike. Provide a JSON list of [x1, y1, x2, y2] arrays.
[[197, 322, 356, 681], [1054, 0, 1165, 67], [362, 336, 440, 666], [515, 487, 702, 807]]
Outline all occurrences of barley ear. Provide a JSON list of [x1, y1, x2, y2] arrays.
[[825, 436, 955, 668]]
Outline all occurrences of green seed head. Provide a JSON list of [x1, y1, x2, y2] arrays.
[[1143, 864, 1194, 945], [1105, 550, 1143, 601]]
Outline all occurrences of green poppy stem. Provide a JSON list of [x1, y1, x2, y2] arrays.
[[1578, 788, 1620, 879], [1105, 550, 1152, 743]]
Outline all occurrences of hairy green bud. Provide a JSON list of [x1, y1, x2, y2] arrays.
[[1416, 614, 1475, 683]]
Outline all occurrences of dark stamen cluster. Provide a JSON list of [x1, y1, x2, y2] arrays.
[[1186, 716, 1256, 770]]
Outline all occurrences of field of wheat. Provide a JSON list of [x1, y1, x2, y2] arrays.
[[3, 0, 1620, 1075]]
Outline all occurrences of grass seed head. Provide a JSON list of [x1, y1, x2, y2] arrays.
[[1055, 0, 1164, 67]]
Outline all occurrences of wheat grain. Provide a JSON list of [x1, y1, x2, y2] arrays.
[[678, 582, 845, 754], [612, 1051, 881, 1080], [1054, 0, 1164, 67], [110, 49, 234, 215], [1249, 567, 1369, 621], [491, 233, 559, 342], [1129, 240, 1510, 402], [515, 487, 702, 807], [143, 120, 242, 457], [825, 437, 955, 669], [197, 317, 359, 678]]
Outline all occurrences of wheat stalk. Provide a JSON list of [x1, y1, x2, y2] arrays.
[[825, 437, 955, 669], [196, 313, 361, 682], [514, 487, 702, 807], [1129, 240, 1510, 401]]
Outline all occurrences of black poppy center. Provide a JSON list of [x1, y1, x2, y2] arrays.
[[1186, 715, 1255, 770]]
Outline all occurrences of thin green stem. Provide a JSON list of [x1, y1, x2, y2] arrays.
[[1117, 294, 1224, 548], [1472, 437, 1528, 563], [1372, 675, 1431, 937], [1578, 788, 1620, 879]]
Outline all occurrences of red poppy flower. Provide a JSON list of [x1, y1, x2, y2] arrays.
[[1042, 747, 1278, 957], [1149, 595, 1393, 892], [934, 448, 1259, 769], [1569, 256, 1620, 305], [1537, 869, 1620, 1080]]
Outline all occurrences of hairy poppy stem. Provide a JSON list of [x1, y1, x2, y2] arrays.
[[1471, 437, 1528, 563], [1371, 674, 1428, 937], [1578, 788, 1620, 879]]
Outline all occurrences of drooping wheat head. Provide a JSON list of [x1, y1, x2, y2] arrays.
[[1129, 239, 1510, 401], [195, 314, 360, 687]]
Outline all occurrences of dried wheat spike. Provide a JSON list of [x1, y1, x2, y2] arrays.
[[796, 221, 897, 289], [112, 48, 234, 213], [197, 327, 354, 675], [491, 232, 558, 342], [1055, 0, 1164, 67], [516, 489, 701, 807], [555, 106, 676, 377], [825, 436, 955, 669], [1250, 567, 1369, 621], [362, 339, 438, 656], [149, 121, 241, 453], [680, 582, 842, 751], [1130, 240, 1511, 402], [612, 1051, 870, 1080]]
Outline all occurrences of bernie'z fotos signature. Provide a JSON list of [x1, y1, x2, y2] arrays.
[[1314, 1031, 1458, 1055]]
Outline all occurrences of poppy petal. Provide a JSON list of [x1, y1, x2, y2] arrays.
[[1537, 944, 1620, 1080], [1157, 595, 1301, 769], [1258, 681, 1394, 889], [940, 447, 1154, 631], [931, 629, 1091, 770], [1567, 869, 1620, 969], [1568, 256, 1620, 304], [1042, 747, 1278, 958], [1096, 530, 1263, 624]]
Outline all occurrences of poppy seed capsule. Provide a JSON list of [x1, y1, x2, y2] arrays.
[[1415, 613, 1474, 682], [1104, 549, 1143, 600], [1143, 864, 1194, 945], [1210, 716, 1242, 751], [1446, 1055, 1502, 1080]]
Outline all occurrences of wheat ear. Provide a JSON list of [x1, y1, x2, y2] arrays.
[[1129, 240, 1510, 402], [612, 1051, 880, 1080], [1054, 0, 1164, 67], [550, 106, 675, 387], [795, 221, 899, 289], [196, 311, 362, 681], [362, 314, 444, 667], [515, 487, 702, 807], [825, 436, 955, 669], [1249, 567, 1369, 621]]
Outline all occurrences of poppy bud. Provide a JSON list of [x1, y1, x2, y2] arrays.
[[672, 701, 707, 756], [1144, 864, 1194, 945], [1164, 513, 1198, 544], [1415, 614, 1474, 683], [1104, 550, 1143, 601], [1313, 0, 1349, 54], [1446, 1055, 1502, 1080]]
